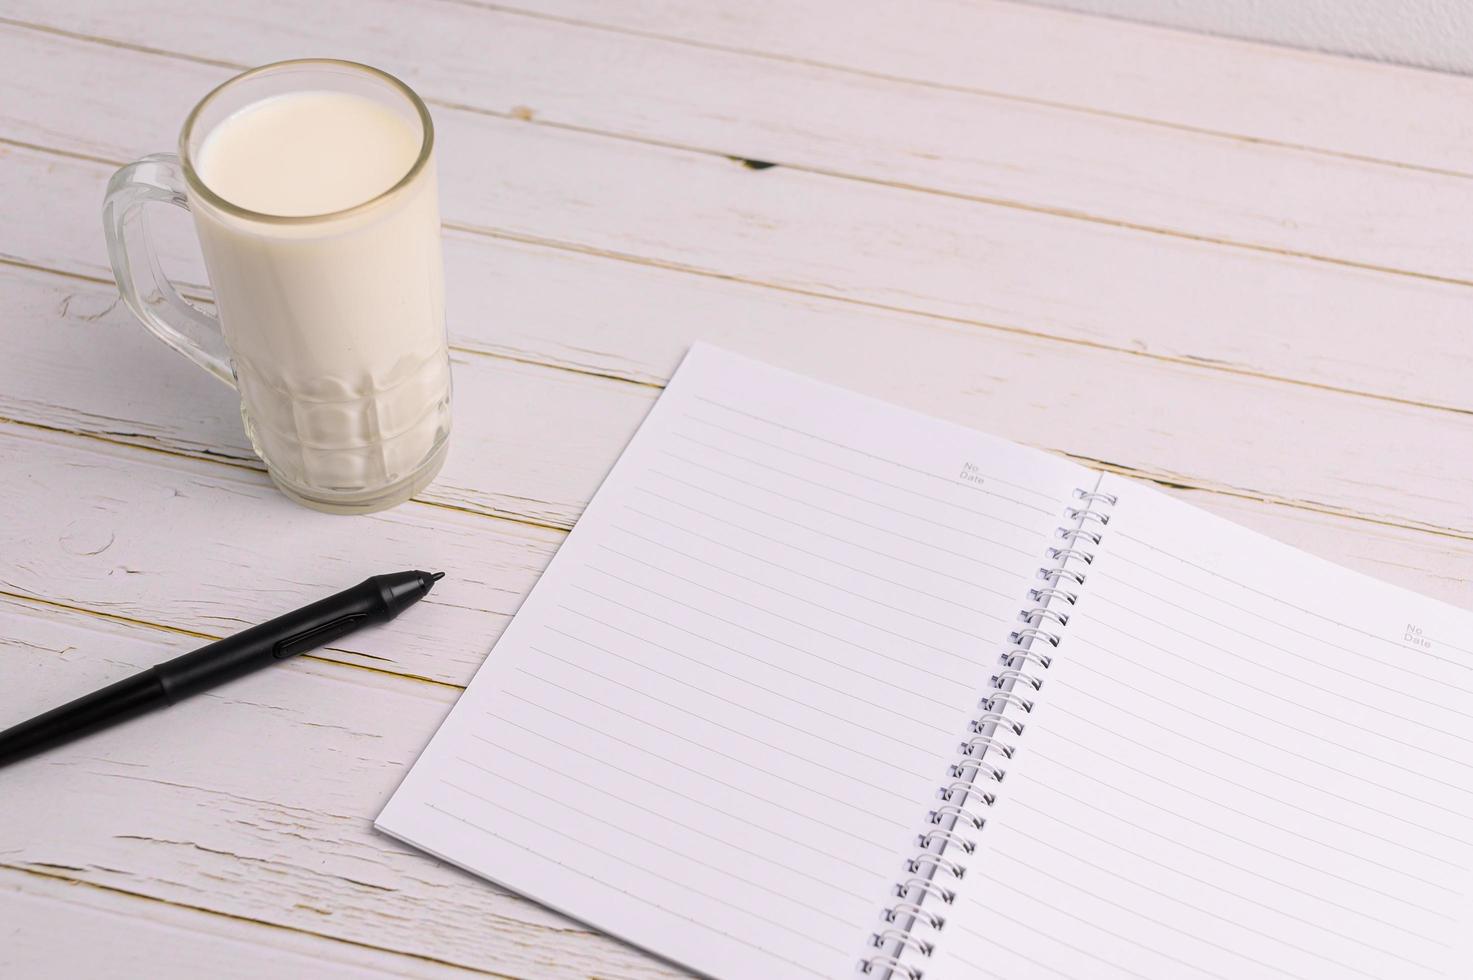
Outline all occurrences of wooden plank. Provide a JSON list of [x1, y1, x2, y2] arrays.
[[0, 416, 564, 687], [3, 408, 1467, 698], [4, 27, 1473, 415], [5, 139, 1473, 540], [5, 225, 1473, 547], [0, 257, 654, 531], [0, 868, 471, 978], [488, 0, 1473, 176], [0, 592, 685, 979], [7, 2, 1471, 284], [4, 336, 1472, 674]]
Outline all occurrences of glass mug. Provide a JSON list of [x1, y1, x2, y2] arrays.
[[103, 60, 452, 514]]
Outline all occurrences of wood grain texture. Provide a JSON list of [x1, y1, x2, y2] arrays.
[[6, 0, 1473, 283], [481, 0, 1473, 176], [3, 418, 1469, 702], [3, 226, 1471, 548], [4, 24, 1473, 416], [0, 868, 472, 978], [0, 419, 556, 687], [0, 592, 684, 979]]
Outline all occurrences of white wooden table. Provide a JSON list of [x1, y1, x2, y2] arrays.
[[2, 2, 1471, 976]]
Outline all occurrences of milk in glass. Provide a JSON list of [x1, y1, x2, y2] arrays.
[[190, 90, 449, 501]]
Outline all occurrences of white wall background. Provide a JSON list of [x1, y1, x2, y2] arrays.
[[1027, 0, 1473, 74]]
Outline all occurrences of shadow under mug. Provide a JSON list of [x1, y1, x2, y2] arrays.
[[102, 59, 452, 515]]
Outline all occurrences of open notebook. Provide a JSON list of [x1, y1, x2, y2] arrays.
[[378, 345, 1473, 980]]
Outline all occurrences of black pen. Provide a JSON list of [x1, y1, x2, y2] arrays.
[[0, 571, 443, 768]]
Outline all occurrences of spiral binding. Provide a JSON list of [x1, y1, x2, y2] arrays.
[[858, 485, 1117, 979]]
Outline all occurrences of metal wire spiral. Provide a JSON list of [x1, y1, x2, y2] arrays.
[[858, 486, 1117, 978]]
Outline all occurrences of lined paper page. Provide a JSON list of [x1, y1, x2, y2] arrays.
[[929, 477, 1473, 980], [378, 345, 1091, 979]]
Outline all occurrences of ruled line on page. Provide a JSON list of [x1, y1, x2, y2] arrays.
[[690, 394, 1059, 506], [945, 950, 1052, 980], [1005, 799, 1444, 963], [672, 428, 1044, 537], [1068, 637, 1473, 807], [681, 413, 1051, 522], [548, 614, 953, 749], [1060, 652, 1473, 823], [423, 799, 837, 975], [1041, 702, 1468, 867], [608, 521, 1004, 642], [502, 680, 913, 840], [658, 454, 1038, 567], [1043, 679, 1473, 847], [647, 464, 1029, 581], [454, 751, 874, 906], [1022, 747, 1455, 919], [662, 444, 1038, 560], [1081, 616, 1473, 778], [444, 770, 866, 929], [474, 714, 902, 871], [620, 505, 1009, 621], [1094, 573, 1473, 709], [1111, 530, 1473, 665], [635, 485, 1019, 598], [572, 576, 969, 714], [526, 640, 929, 798], [982, 859, 1315, 980], [995, 827, 1432, 977], [939, 954, 1011, 980], [587, 559, 977, 690], [954, 912, 1166, 980], [1006, 786, 1450, 946], [606, 524, 1000, 656], [1035, 727, 1462, 892], [558, 596, 957, 740], [467, 727, 891, 882]]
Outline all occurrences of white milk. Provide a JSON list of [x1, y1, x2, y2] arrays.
[[190, 89, 450, 505]]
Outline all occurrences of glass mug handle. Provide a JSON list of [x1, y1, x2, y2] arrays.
[[102, 152, 235, 388]]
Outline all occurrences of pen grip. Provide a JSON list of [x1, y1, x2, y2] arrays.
[[155, 583, 388, 701]]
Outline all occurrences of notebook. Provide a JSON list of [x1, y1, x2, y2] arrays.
[[377, 344, 1473, 980]]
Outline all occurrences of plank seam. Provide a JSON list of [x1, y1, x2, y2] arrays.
[[0, 863, 520, 978], [2, 17, 1470, 290], [5, 138, 1470, 420], [0, 399, 577, 535], [0, 585, 470, 692], [1060, 452, 1473, 543], [4, 370, 1472, 552], [438, 0, 1473, 181], [12, 7, 1469, 185], [441, 220, 1473, 419]]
